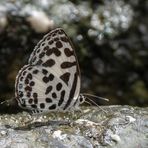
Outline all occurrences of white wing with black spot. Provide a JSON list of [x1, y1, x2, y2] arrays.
[[15, 28, 82, 113]]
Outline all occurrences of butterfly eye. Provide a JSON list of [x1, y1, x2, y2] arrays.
[[41, 43, 45, 46], [79, 96, 85, 103]]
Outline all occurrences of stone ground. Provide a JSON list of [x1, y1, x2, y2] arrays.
[[0, 105, 147, 148]]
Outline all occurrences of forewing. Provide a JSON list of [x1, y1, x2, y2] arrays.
[[28, 28, 81, 110]]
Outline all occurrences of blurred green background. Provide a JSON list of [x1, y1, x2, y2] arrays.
[[0, 0, 148, 108]]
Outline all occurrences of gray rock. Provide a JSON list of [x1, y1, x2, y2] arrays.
[[0, 105, 147, 148]]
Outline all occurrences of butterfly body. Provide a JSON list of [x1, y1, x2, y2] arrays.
[[15, 28, 85, 114]]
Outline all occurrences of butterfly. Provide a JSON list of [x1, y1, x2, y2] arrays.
[[15, 28, 86, 114]]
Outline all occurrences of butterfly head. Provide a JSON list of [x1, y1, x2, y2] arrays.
[[78, 94, 86, 105]]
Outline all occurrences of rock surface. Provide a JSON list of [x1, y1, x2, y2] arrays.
[[0, 105, 147, 148]]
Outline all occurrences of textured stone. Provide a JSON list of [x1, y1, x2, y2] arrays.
[[0, 106, 147, 148]]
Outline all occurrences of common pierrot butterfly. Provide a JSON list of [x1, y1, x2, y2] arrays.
[[15, 28, 86, 114]]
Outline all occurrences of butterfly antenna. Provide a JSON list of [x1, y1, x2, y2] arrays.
[[84, 100, 92, 106], [0, 99, 11, 105], [83, 93, 109, 102], [0, 97, 16, 106], [84, 96, 108, 113]]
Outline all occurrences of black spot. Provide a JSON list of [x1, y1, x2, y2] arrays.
[[52, 92, 57, 98], [49, 104, 56, 110], [53, 47, 61, 56], [22, 71, 27, 76], [41, 43, 45, 46], [31, 104, 37, 108], [44, 46, 50, 51], [52, 33, 56, 37], [45, 86, 52, 94], [42, 59, 55, 67], [36, 49, 40, 53], [59, 30, 63, 35], [32, 56, 37, 62], [48, 40, 53, 45], [39, 52, 45, 58], [33, 69, 38, 74], [43, 76, 49, 83], [60, 37, 68, 42], [43, 74, 54, 83], [34, 98, 38, 104], [46, 98, 52, 103], [58, 90, 65, 106], [30, 81, 35, 86], [42, 69, 48, 75], [49, 74, 54, 81], [40, 103, 45, 109], [47, 35, 51, 41], [27, 73, 32, 80], [60, 72, 70, 85], [46, 49, 52, 56], [25, 86, 32, 91], [20, 77, 23, 81], [64, 48, 74, 57], [21, 103, 26, 108], [56, 83, 62, 91], [61, 61, 76, 69], [54, 38, 59, 41], [27, 92, 31, 97], [25, 79, 29, 84], [34, 110, 40, 113], [28, 67, 32, 70], [56, 41, 63, 48], [54, 29, 59, 33], [36, 59, 43, 65], [33, 93, 38, 99], [28, 99, 33, 104]]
